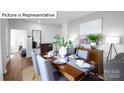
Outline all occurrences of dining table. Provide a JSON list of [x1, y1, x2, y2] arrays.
[[41, 53, 95, 81]]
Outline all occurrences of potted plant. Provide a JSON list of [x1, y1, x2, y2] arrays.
[[52, 35, 73, 58], [87, 34, 102, 49]]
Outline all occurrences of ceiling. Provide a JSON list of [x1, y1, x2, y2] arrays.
[[23, 11, 95, 26]]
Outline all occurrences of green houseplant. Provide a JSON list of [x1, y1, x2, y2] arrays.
[[52, 35, 73, 58], [87, 34, 102, 42], [52, 35, 73, 48], [87, 34, 102, 49]]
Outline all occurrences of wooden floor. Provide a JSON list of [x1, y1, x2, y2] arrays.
[[3, 54, 33, 81], [3, 54, 104, 81]]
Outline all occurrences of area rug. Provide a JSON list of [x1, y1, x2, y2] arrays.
[[81, 73, 104, 81]]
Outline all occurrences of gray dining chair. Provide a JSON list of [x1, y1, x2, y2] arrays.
[[36, 55, 68, 81], [31, 50, 40, 75], [33, 48, 40, 54], [76, 50, 89, 60]]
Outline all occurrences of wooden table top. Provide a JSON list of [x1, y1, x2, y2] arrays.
[[41, 53, 86, 81]]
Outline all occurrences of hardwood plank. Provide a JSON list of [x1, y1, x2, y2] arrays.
[[3, 54, 33, 81]]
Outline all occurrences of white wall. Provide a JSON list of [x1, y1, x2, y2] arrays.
[[11, 29, 27, 53], [68, 11, 124, 62], [61, 22, 68, 41], [0, 20, 3, 80], [0, 19, 9, 74], [8, 19, 62, 57]]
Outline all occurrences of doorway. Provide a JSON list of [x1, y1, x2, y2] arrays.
[[10, 29, 27, 58]]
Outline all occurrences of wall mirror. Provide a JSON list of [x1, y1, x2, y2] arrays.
[[79, 18, 102, 44], [32, 30, 42, 48]]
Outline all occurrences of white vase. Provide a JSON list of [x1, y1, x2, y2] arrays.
[[90, 42, 97, 49], [59, 46, 67, 58]]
